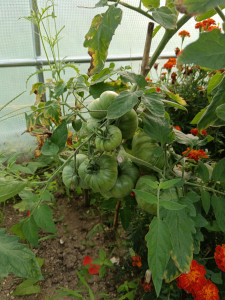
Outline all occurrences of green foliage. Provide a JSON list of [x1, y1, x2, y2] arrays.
[[0, 229, 42, 280], [0, 178, 26, 203], [183, 0, 225, 14], [152, 6, 177, 29]]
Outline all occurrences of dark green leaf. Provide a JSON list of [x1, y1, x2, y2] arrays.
[[107, 91, 142, 119], [193, 213, 208, 227], [216, 103, 225, 121], [162, 99, 188, 111], [95, 0, 108, 7], [142, 93, 165, 117], [33, 204, 56, 233], [145, 217, 171, 296], [198, 161, 210, 182], [164, 257, 181, 283], [83, 6, 122, 75], [152, 6, 177, 29], [0, 229, 42, 279], [0, 178, 26, 203], [160, 201, 186, 210], [160, 179, 183, 190], [41, 140, 59, 156], [144, 114, 173, 145], [141, 177, 159, 189], [51, 121, 68, 152], [22, 217, 39, 247], [153, 25, 161, 37], [120, 207, 132, 230], [133, 189, 158, 204], [165, 210, 195, 273], [118, 71, 147, 88], [12, 279, 40, 296], [212, 157, 225, 182], [201, 190, 211, 215], [72, 119, 82, 132], [179, 31, 225, 70], [183, 0, 225, 14], [196, 6, 225, 21], [211, 195, 225, 232]]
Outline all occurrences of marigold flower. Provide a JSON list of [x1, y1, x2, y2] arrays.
[[177, 260, 206, 296], [200, 129, 207, 136], [194, 279, 219, 300], [195, 22, 203, 29], [83, 256, 100, 275], [179, 30, 190, 38], [171, 72, 177, 84], [140, 278, 152, 292], [131, 254, 142, 267], [182, 148, 209, 162], [202, 18, 216, 29], [175, 47, 180, 56], [164, 58, 176, 70], [174, 126, 181, 131], [214, 244, 225, 272], [191, 128, 199, 136], [207, 25, 220, 31]]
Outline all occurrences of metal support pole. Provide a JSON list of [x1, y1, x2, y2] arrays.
[[29, 0, 46, 101]]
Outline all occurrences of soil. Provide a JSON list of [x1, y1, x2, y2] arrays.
[[0, 194, 125, 300]]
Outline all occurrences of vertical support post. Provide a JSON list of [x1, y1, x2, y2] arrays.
[[141, 22, 154, 77], [29, 0, 46, 101]]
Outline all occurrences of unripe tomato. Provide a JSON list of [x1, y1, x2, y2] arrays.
[[116, 109, 138, 139], [88, 91, 118, 119], [95, 125, 122, 152]]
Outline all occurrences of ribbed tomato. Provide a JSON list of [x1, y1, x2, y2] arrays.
[[116, 109, 138, 139], [95, 125, 122, 152]]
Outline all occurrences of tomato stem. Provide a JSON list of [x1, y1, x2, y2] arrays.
[[113, 199, 121, 230]]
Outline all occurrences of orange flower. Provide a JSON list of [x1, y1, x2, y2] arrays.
[[191, 128, 199, 136], [156, 87, 161, 92], [214, 244, 225, 272], [140, 278, 152, 292], [195, 22, 203, 29], [164, 58, 176, 69], [200, 129, 207, 136], [207, 25, 220, 31], [202, 18, 216, 29], [182, 148, 209, 162], [179, 30, 190, 38], [177, 49, 183, 56], [194, 279, 219, 300], [131, 254, 142, 267], [174, 126, 181, 131], [177, 260, 206, 296]]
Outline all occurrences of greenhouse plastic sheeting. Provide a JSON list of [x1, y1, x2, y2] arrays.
[[0, 0, 220, 152]]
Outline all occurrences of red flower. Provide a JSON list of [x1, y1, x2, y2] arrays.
[[178, 30, 190, 38], [145, 78, 151, 82], [140, 278, 152, 292], [130, 192, 135, 197], [156, 87, 161, 92], [83, 256, 100, 275], [194, 279, 219, 300], [182, 148, 209, 162], [200, 129, 207, 136], [177, 260, 206, 296], [214, 244, 225, 272], [191, 128, 199, 136], [27, 210, 30, 216], [207, 25, 220, 31], [131, 254, 142, 267], [195, 22, 203, 29], [164, 58, 176, 70], [174, 126, 181, 131]]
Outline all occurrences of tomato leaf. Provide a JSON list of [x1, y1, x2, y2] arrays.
[[33, 204, 56, 233], [12, 279, 40, 296], [216, 103, 225, 121], [198, 161, 210, 182], [22, 217, 39, 247], [152, 7, 177, 29], [142, 0, 160, 9], [0, 178, 26, 204], [84, 5, 122, 75], [201, 190, 211, 215], [164, 257, 181, 283], [212, 157, 225, 182], [0, 229, 42, 280], [160, 178, 183, 189], [178, 31, 225, 70], [133, 189, 158, 204], [118, 71, 147, 88], [196, 6, 225, 21], [164, 210, 195, 273], [43, 100, 61, 125], [211, 195, 225, 232], [159, 201, 186, 210], [145, 217, 171, 296], [183, 0, 225, 14], [207, 72, 225, 101], [142, 93, 165, 117], [107, 90, 142, 119]]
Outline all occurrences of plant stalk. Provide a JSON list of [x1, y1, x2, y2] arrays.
[[215, 6, 225, 22]]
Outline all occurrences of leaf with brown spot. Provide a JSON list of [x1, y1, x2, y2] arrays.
[[84, 5, 122, 76]]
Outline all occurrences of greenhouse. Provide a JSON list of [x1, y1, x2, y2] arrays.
[[0, 0, 225, 299]]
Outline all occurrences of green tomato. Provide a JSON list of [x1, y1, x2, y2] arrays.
[[78, 155, 118, 192], [95, 125, 122, 152], [132, 131, 165, 170], [88, 91, 118, 119], [62, 154, 88, 189], [116, 109, 138, 139], [135, 175, 158, 215], [103, 160, 139, 198]]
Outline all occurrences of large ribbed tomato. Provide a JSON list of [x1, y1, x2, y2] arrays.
[[116, 109, 138, 139], [88, 91, 118, 119], [103, 160, 139, 198], [132, 131, 165, 170], [78, 155, 118, 192], [62, 154, 88, 189], [95, 125, 122, 152]]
